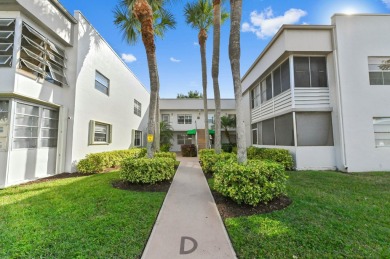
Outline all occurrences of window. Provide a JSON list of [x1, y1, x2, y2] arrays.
[[134, 99, 142, 117], [20, 22, 68, 86], [177, 133, 192, 145], [0, 19, 15, 67], [178, 114, 192, 124], [296, 112, 333, 146], [162, 114, 170, 123], [90, 121, 112, 144], [373, 118, 390, 147], [266, 75, 273, 101], [134, 130, 142, 147], [13, 102, 59, 149], [95, 71, 109, 95], [0, 100, 9, 150], [275, 113, 294, 146], [262, 118, 275, 145], [40, 108, 59, 147], [252, 123, 258, 145], [208, 114, 214, 124], [294, 57, 327, 88], [368, 57, 390, 85]]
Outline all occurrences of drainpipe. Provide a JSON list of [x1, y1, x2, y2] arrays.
[[332, 25, 348, 171]]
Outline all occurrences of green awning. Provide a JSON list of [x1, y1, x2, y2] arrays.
[[187, 129, 197, 135], [186, 129, 215, 135]]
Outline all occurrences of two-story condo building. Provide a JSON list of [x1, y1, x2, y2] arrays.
[[242, 14, 390, 172], [160, 99, 236, 152], [0, 0, 149, 188]]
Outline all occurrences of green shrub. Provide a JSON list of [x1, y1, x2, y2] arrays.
[[160, 143, 171, 152], [181, 144, 197, 157], [199, 151, 235, 174], [247, 146, 294, 170], [120, 157, 175, 184], [221, 143, 234, 153], [154, 151, 176, 161], [232, 147, 237, 154], [213, 159, 288, 206], [77, 148, 146, 173]]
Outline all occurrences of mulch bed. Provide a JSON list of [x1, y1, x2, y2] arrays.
[[205, 172, 292, 219], [112, 180, 172, 192]]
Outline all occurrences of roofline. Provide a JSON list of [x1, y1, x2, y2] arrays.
[[241, 24, 334, 82], [160, 98, 235, 100], [75, 11, 150, 94], [331, 13, 390, 18], [50, 0, 77, 24]]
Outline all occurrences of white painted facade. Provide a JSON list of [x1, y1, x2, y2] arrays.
[[0, 0, 149, 188], [160, 99, 236, 152], [242, 14, 390, 172]]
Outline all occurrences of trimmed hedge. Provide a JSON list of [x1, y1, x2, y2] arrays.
[[154, 151, 176, 161], [199, 151, 235, 174], [181, 144, 197, 157], [247, 146, 294, 170], [120, 157, 175, 184], [213, 159, 288, 206], [77, 148, 146, 173]]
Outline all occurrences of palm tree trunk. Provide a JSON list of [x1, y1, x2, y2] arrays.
[[133, 0, 159, 158], [212, 0, 222, 154], [199, 29, 209, 149], [229, 0, 247, 163], [155, 93, 160, 152]]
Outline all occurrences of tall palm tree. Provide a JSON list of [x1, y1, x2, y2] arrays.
[[114, 0, 175, 158], [221, 115, 235, 144], [184, 0, 214, 149], [211, 0, 228, 154], [229, 0, 247, 163]]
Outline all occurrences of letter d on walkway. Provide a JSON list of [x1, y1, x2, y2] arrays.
[[180, 236, 198, 255]]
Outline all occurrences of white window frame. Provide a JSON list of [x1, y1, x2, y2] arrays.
[[134, 99, 142, 117], [89, 120, 112, 145], [134, 130, 142, 147], [95, 70, 109, 95], [368, 57, 390, 85], [177, 133, 192, 145], [0, 99, 10, 151], [162, 114, 170, 123], [0, 18, 15, 67], [373, 117, 390, 148], [177, 114, 192, 124]]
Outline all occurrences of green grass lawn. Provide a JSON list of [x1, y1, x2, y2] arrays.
[[0, 172, 165, 258], [225, 171, 390, 258]]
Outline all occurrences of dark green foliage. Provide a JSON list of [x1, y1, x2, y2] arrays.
[[199, 150, 235, 174], [221, 143, 235, 153], [120, 157, 175, 184], [213, 159, 287, 206], [77, 148, 146, 173], [181, 144, 197, 157], [160, 121, 174, 150], [247, 146, 294, 170], [160, 143, 171, 152]]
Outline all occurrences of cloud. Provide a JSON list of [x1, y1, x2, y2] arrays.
[[242, 7, 307, 39], [383, 0, 390, 8], [121, 53, 137, 63], [193, 42, 199, 46], [170, 57, 181, 63]]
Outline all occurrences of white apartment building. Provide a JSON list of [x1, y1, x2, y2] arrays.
[[160, 99, 236, 152], [242, 14, 390, 172], [0, 0, 149, 188]]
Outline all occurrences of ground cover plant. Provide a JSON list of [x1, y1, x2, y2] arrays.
[[223, 171, 390, 258], [247, 146, 294, 170], [0, 171, 165, 258]]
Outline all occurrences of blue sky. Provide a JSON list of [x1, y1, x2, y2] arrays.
[[59, 0, 390, 98]]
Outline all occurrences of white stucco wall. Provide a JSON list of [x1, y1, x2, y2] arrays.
[[333, 14, 390, 172], [69, 12, 150, 170]]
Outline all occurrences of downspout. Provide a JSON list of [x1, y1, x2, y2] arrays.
[[332, 25, 348, 171]]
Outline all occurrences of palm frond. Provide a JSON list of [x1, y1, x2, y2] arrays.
[[184, 0, 214, 32], [113, 2, 141, 45], [154, 8, 176, 38]]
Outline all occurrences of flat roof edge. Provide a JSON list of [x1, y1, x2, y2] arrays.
[[50, 0, 77, 24]]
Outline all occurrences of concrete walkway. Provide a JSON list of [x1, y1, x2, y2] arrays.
[[141, 157, 237, 259]]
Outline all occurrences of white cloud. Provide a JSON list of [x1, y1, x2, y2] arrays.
[[170, 57, 181, 63], [193, 41, 199, 46], [383, 0, 390, 8], [242, 7, 307, 39], [121, 53, 137, 63]]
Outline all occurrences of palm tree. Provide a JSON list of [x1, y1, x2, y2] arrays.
[[229, 0, 247, 163], [160, 120, 174, 145], [184, 0, 214, 149], [211, 0, 228, 154], [221, 115, 235, 144], [114, 0, 175, 158]]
